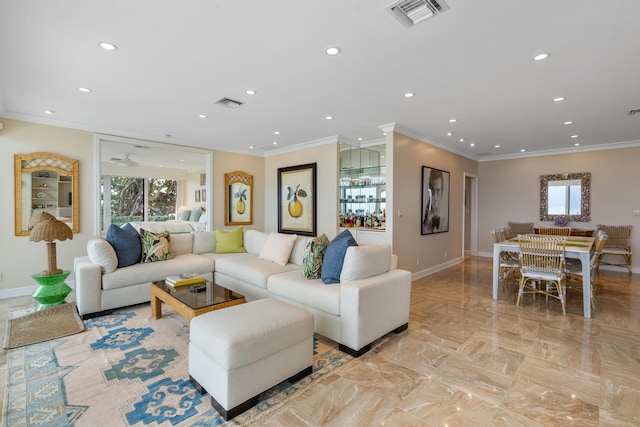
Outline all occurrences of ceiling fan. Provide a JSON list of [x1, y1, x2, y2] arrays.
[[109, 153, 137, 167]]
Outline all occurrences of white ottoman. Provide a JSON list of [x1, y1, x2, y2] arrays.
[[189, 298, 314, 420]]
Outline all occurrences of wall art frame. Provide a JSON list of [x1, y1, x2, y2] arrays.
[[277, 163, 316, 236], [421, 166, 450, 235], [225, 171, 253, 225]]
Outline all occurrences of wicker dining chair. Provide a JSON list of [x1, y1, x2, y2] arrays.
[[490, 229, 520, 285], [596, 225, 632, 274], [537, 227, 572, 236], [566, 230, 608, 308], [516, 234, 568, 315]]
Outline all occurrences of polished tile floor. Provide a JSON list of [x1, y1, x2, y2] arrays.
[[2, 256, 639, 426], [252, 257, 640, 426]]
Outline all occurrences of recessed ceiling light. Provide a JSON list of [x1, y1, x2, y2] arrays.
[[553, 97, 565, 102], [272, 141, 278, 146], [326, 116, 333, 120], [494, 145, 500, 148], [563, 121, 573, 125], [533, 53, 550, 61], [325, 47, 341, 55], [449, 118, 457, 123], [403, 92, 415, 98], [98, 41, 118, 51], [250, 145, 254, 149], [78, 87, 92, 93], [470, 143, 475, 147], [179, 159, 185, 162], [198, 114, 207, 118], [521, 149, 526, 152], [574, 143, 580, 146], [447, 132, 453, 136], [245, 89, 256, 95], [274, 131, 280, 135], [459, 138, 464, 142], [357, 137, 363, 141], [571, 135, 578, 138], [44, 109, 55, 115]]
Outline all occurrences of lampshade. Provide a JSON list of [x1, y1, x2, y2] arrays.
[[29, 217, 73, 243], [29, 217, 73, 275], [28, 211, 56, 229]]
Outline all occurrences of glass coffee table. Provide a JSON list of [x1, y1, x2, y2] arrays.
[[151, 279, 245, 323]]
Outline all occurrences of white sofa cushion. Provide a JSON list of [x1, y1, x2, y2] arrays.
[[170, 233, 194, 256], [267, 270, 341, 316], [340, 244, 392, 283], [258, 233, 297, 266], [193, 231, 216, 254], [243, 230, 268, 255], [289, 235, 313, 265], [102, 254, 214, 290], [86, 238, 118, 274], [214, 253, 301, 290]]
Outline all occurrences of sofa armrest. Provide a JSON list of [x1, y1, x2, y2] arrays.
[[74, 258, 103, 316], [339, 268, 411, 353]]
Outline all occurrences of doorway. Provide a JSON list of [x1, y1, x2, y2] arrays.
[[463, 173, 478, 256]]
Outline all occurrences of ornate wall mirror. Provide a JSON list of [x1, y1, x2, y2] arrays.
[[540, 172, 590, 222], [14, 152, 79, 236]]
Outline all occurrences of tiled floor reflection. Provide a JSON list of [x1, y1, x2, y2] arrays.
[[254, 257, 640, 426]]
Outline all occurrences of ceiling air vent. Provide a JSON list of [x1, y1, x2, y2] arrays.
[[386, 0, 449, 28], [215, 97, 244, 109], [628, 108, 640, 116]]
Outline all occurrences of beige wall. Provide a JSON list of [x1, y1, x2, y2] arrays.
[[264, 143, 340, 237], [212, 151, 265, 231], [478, 147, 640, 272], [0, 119, 95, 293], [392, 132, 478, 273]]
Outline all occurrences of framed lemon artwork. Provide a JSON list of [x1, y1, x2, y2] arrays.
[[277, 163, 317, 236], [224, 171, 253, 226]]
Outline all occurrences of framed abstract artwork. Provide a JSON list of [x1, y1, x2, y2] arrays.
[[421, 166, 450, 235], [225, 171, 253, 225], [277, 163, 316, 236]]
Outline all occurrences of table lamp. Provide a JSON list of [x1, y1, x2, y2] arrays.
[[29, 216, 73, 309]]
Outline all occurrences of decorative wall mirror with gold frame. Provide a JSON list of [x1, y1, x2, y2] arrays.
[[540, 172, 590, 222], [14, 152, 79, 236], [225, 171, 253, 226]]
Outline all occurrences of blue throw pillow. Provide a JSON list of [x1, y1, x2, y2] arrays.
[[321, 229, 358, 284], [106, 223, 142, 268]]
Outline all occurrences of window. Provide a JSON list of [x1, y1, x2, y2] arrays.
[[102, 176, 177, 231]]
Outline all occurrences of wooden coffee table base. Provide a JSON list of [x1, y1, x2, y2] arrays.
[[150, 284, 246, 323]]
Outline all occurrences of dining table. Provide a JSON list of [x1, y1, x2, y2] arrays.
[[493, 235, 596, 318]]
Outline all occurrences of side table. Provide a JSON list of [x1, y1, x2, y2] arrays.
[[31, 270, 72, 311]]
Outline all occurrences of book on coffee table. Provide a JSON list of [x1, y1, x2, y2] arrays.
[[165, 273, 205, 287]]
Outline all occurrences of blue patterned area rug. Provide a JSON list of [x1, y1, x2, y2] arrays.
[[4, 304, 352, 426]]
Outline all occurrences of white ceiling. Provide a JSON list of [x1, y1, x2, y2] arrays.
[[1, 0, 640, 163]]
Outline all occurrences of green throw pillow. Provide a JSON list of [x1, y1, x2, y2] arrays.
[[302, 234, 330, 279], [214, 226, 247, 254], [140, 228, 174, 263]]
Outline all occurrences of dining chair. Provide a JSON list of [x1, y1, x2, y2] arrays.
[[566, 230, 607, 308], [596, 225, 632, 274], [537, 227, 572, 236], [508, 222, 534, 237], [490, 229, 520, 285], [516, 234, 568, 315]]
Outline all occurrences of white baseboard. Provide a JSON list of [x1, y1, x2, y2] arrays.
[[412, 256, 464, 281], [0, 279, 75, 300]]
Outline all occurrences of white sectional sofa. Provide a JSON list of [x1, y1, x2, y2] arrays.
[[73, 228, 412, 356]]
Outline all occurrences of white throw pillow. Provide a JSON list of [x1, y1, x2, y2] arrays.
[[87, 238, 118, 273], [340, 244, 392, 283], [258, 232, 297, 266]]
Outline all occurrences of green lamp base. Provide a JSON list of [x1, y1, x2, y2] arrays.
[[31, 270, 72, 311]]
